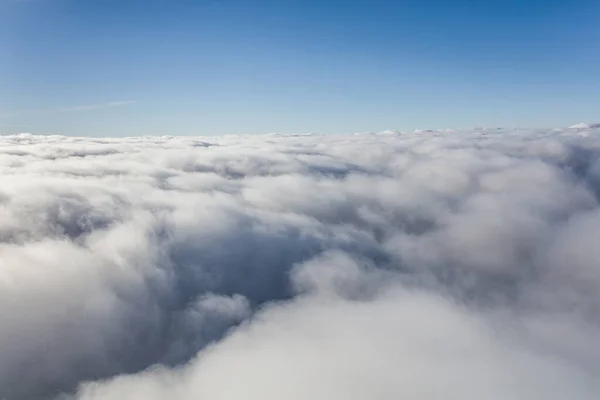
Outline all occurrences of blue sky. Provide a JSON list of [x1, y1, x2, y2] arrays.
[[2, 0, 599, 136]]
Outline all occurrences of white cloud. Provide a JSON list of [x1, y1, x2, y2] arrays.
[[569, 122, 600, 129], [0, 127, 598, 399]]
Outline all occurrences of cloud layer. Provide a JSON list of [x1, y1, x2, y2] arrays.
[[0, 127, 600, 399]]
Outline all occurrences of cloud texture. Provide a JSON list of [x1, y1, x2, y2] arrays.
[[0, 127, 600, 399]]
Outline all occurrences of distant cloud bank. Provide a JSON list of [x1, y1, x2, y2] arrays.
[[0, 126, 600, 399]]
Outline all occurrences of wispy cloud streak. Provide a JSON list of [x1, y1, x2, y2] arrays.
[[0, 101, 137, 119], [58, 100, 137, 112]]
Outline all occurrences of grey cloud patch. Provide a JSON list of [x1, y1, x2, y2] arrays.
[[0, 128, 599, 399]]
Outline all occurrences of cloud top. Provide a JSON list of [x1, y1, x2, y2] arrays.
[[0, 127, 599, 399]]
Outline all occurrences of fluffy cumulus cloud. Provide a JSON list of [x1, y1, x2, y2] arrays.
[[0, 127, 600, 399]]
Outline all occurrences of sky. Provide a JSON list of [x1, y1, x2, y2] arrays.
[[1, 0, 599, 136]]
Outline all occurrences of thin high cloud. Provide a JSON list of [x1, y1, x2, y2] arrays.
[[0, 126, 599, 399], [0, 101, 137, 120], [58, 100, 137, 112]]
